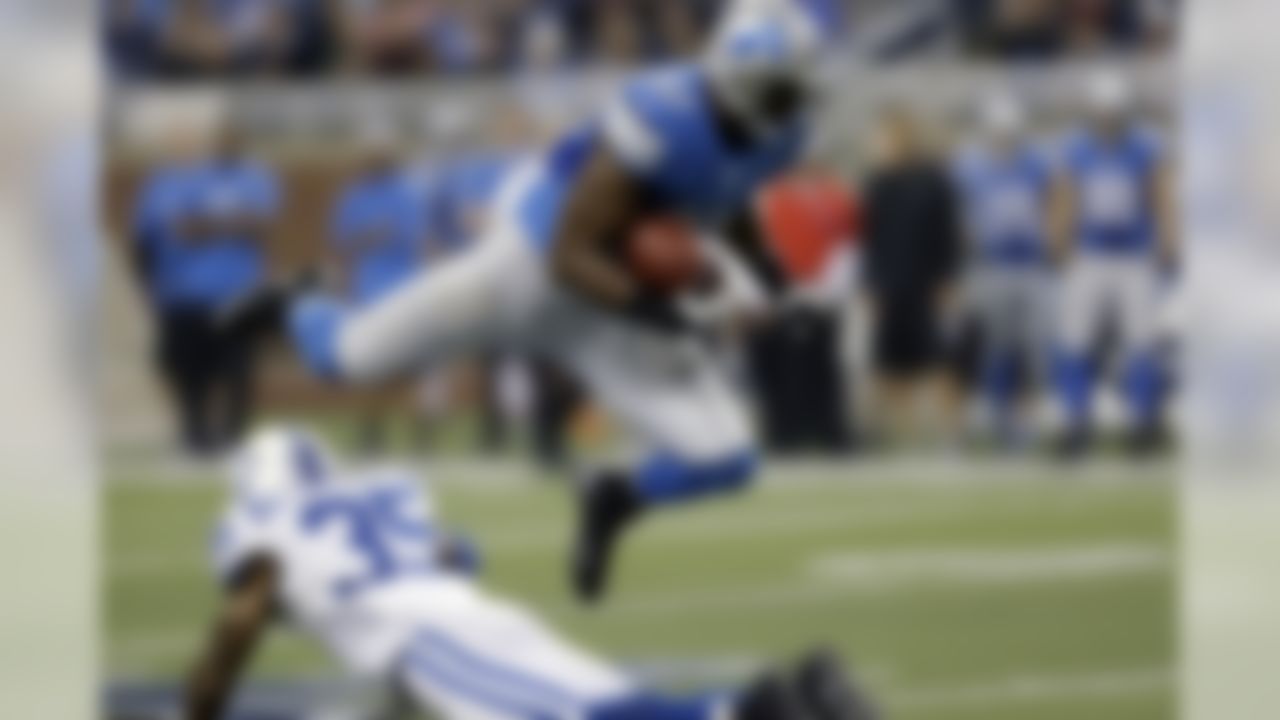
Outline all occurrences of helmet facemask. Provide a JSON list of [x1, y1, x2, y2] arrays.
[[704, 0, 824, 138]]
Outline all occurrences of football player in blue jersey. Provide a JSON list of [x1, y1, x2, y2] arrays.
[[1051, 72, 1179, 458], [288, 0, 824, 603], [952, 93, 1055, 450]]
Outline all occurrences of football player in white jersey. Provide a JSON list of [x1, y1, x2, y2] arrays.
[[288, 0, 825, 602], [184, 428, 878, 720]]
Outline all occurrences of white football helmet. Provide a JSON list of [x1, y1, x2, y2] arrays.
[[980, 90, 1028, 143], [1084, 70, 1134, 118], [704, 0, 824, 135], [231, 426, 337, 501]]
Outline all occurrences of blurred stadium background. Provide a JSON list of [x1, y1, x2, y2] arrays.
[[101, 1, 1179, 718]]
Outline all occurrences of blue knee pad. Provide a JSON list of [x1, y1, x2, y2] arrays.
[[1054, 351, 1094, 430], [1123, 351, 1165, 428], [635, 449, 759, 506], [982, 351, 1019, 416], [588, 692, 728, 720], [288, 294, 346, 382]]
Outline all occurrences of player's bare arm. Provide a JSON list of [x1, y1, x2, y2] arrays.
[[1048, 172, 1077, 267], [1155, 157, 1180, 268], [184, 556, 279, 720], [549, 145, 649, 309]]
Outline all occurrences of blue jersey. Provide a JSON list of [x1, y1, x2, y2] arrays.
[[331, 171, 426, 305], [516, 64, 810, 255], [1061, 126, 1164, 255], [953, 143, 1052, 266], [134, 159, 279, 308]]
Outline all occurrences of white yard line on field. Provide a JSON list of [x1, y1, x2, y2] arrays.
[[893, 666, 1172, 711], [809, 543, 1172, 587], [534, 542, 1171, 621]]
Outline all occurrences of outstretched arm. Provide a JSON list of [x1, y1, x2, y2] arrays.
[[1048, 171, 1077, 268], [1154, 157, 1180, 269], [184, 557, 279, 720]]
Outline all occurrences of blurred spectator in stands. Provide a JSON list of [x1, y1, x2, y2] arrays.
[[337, 0, 432, 74], [752, 161, 862, 454], [130, 120, 281, 456], [109, 0, 871, 79], [424, 1, 504, 73], [1064, 0, 1144, 54], [861, 106, 963, 450], [959, 0, 1178, 60], [594, 0, 643, 65], [653, 0, 704, 59], [337, 0, 519, 75], [163, 0, 310, 77], [105, 0, 166, 78], [1139, 0, 1179, 51], [952, 92, 1055, 450], [108, 0, 330, 79], [969, 0, 1064, 60]]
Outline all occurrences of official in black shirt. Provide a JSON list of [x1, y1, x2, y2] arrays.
[[861, 107, 963, 446]]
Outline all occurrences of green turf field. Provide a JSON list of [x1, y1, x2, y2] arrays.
[[106, 460, 1174, 719]]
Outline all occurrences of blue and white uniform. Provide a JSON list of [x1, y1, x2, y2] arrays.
[[953, 141, 1054, 426], [134, 158, 279, 311], [330, 170, 427, 306], [300, 64, 809, 502], [212, 429, 633, 719], [1055, 125, 1168, 429]]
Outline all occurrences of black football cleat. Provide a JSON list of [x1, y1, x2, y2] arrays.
[[218, 268, 329, 340], [737, 672, 814, 720], [1054, 426, 1093, 463], [1126, 423, 1169, 459], [792, 650, 880, 720], [571, 471, 643, 604]]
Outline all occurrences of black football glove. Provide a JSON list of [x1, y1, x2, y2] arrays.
[[624, 291, 690, 335]]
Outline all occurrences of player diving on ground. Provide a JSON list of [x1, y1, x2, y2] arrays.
[[288, 0, 827, 603], [184, 428, 878, 720]]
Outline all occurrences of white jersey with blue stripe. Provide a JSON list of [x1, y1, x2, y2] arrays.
[[953, 142, 1053, 266], [513, 63, 810, 255], [211, 459, 453, 676]]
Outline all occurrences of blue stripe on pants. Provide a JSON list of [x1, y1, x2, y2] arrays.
[[406, 649, 551, 720], [407, 630, 580, 719]]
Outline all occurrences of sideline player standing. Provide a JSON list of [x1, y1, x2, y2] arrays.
[[1051, 72, 1178, 458], [952, 93, 1054, 449], [184, 428, 878, 720], [288, 0, 825, 602]]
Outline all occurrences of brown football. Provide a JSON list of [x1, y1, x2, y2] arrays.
[[625, 216, 705, 292]]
